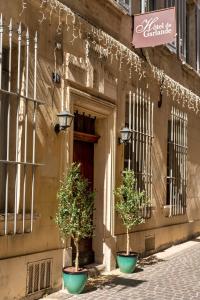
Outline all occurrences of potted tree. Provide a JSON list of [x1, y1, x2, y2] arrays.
[[55, 162, 95, 294], [114, 169, 149, 273]]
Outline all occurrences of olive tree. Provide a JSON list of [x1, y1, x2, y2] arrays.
[[55, 163, 94, 271], [114, 169, 149, 255]]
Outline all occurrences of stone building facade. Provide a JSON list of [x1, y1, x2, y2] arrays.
[[0, 0, 200, 299]]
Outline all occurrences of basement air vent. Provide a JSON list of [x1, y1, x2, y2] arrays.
[[26, 258, 52, 295], [145, 235, 155, 252]]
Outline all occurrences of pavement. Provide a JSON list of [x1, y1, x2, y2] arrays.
[[43, 237, 200, 300]]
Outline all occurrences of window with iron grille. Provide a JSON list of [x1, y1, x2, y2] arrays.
[[115, 0, 132, 14], [124, 90, 154, 218], [0, 16, 44, 235], [165, 0, 187, 61], [196, 5, 200, 72], [166, 107, 187, 216]]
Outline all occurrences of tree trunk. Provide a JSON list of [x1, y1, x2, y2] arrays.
[[74, 238, 79, 272], [126, 228, 129, 255]]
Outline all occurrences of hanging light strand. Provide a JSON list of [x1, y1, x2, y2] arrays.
[[20, 0, 200, 114]]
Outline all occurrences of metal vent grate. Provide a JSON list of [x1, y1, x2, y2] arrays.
[[145, 235, 155, 252], [27, 259, 52, 295]]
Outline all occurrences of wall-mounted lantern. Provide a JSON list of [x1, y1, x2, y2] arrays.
[[54, 111, 74, 134], [119, 127, 132, 144]]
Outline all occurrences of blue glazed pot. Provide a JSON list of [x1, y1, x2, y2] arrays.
[[117, 252, 138, 273], [63, 268, 88, 294]]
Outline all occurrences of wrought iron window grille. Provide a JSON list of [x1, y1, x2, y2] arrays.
[[124, 89, 154, 219], [0, 15, 44, 236], [166, 107, 187, 216]]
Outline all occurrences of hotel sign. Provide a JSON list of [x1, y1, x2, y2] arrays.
[[132, 7, 176, 48]]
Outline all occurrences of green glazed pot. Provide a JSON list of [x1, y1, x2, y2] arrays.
[[63, 268, 88, 294], [117, 252, 138, 273]]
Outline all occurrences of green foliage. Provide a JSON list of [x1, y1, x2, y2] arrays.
[[114, 169, 149, 231], [55, 162, 95, 241]]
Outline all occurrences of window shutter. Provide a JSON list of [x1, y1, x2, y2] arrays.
[[178, 0, 187, 61], [141, 0, 156, 13], [116, 0, 132, 14]]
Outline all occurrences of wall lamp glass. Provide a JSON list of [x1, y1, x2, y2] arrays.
[[119, 127, 132, 144], [54, 111, 74, 134]]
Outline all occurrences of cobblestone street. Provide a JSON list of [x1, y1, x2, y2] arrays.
[[44, 238, 200, 300]]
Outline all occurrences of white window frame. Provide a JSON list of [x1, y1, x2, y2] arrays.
[[124, 90, 154, 218], [166, 107, 187, 216]]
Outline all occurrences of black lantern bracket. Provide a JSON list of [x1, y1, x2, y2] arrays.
[[119, 127, 132, 144], [54, 110, 74, 134]]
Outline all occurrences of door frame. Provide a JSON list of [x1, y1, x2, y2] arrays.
[[65, 85, 117, 271]]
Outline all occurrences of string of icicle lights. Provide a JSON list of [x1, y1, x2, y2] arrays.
[[20, 0, 200, 113]]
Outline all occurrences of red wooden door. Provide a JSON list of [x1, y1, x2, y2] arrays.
[[73, 136, 95, 265], [73, 140, 94, 189]]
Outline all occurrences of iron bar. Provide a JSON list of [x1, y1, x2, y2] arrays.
[[31, 31, 38, 232], [4, 18, 12, 235], [175, 108, 178, 215], [145, 95, 148, 200], [132, 92, 135, 172], [135, 88, 139, 190], [141, 90, 145, 215], [14, 23, 22, 234], [142, 90, 144, 193], [180, 111, 184, 214], [138, 88, 142, 191], [173, 107, 176, 215], [22, 28, 30, 233], [169, 110, 173, 216], [180, 111, 183, 214], [128, 91, 131, 170], [147, 98, 150, 202], [177, 109, 180, 215], [0, 160, 43, 166], [177, 109, 180, 214], [150, 100, 154, 202], [184, 113, 188, 211], [173, 107, 176, 216], [0, 88, 44, 104], [168, 107, 187, 216]]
